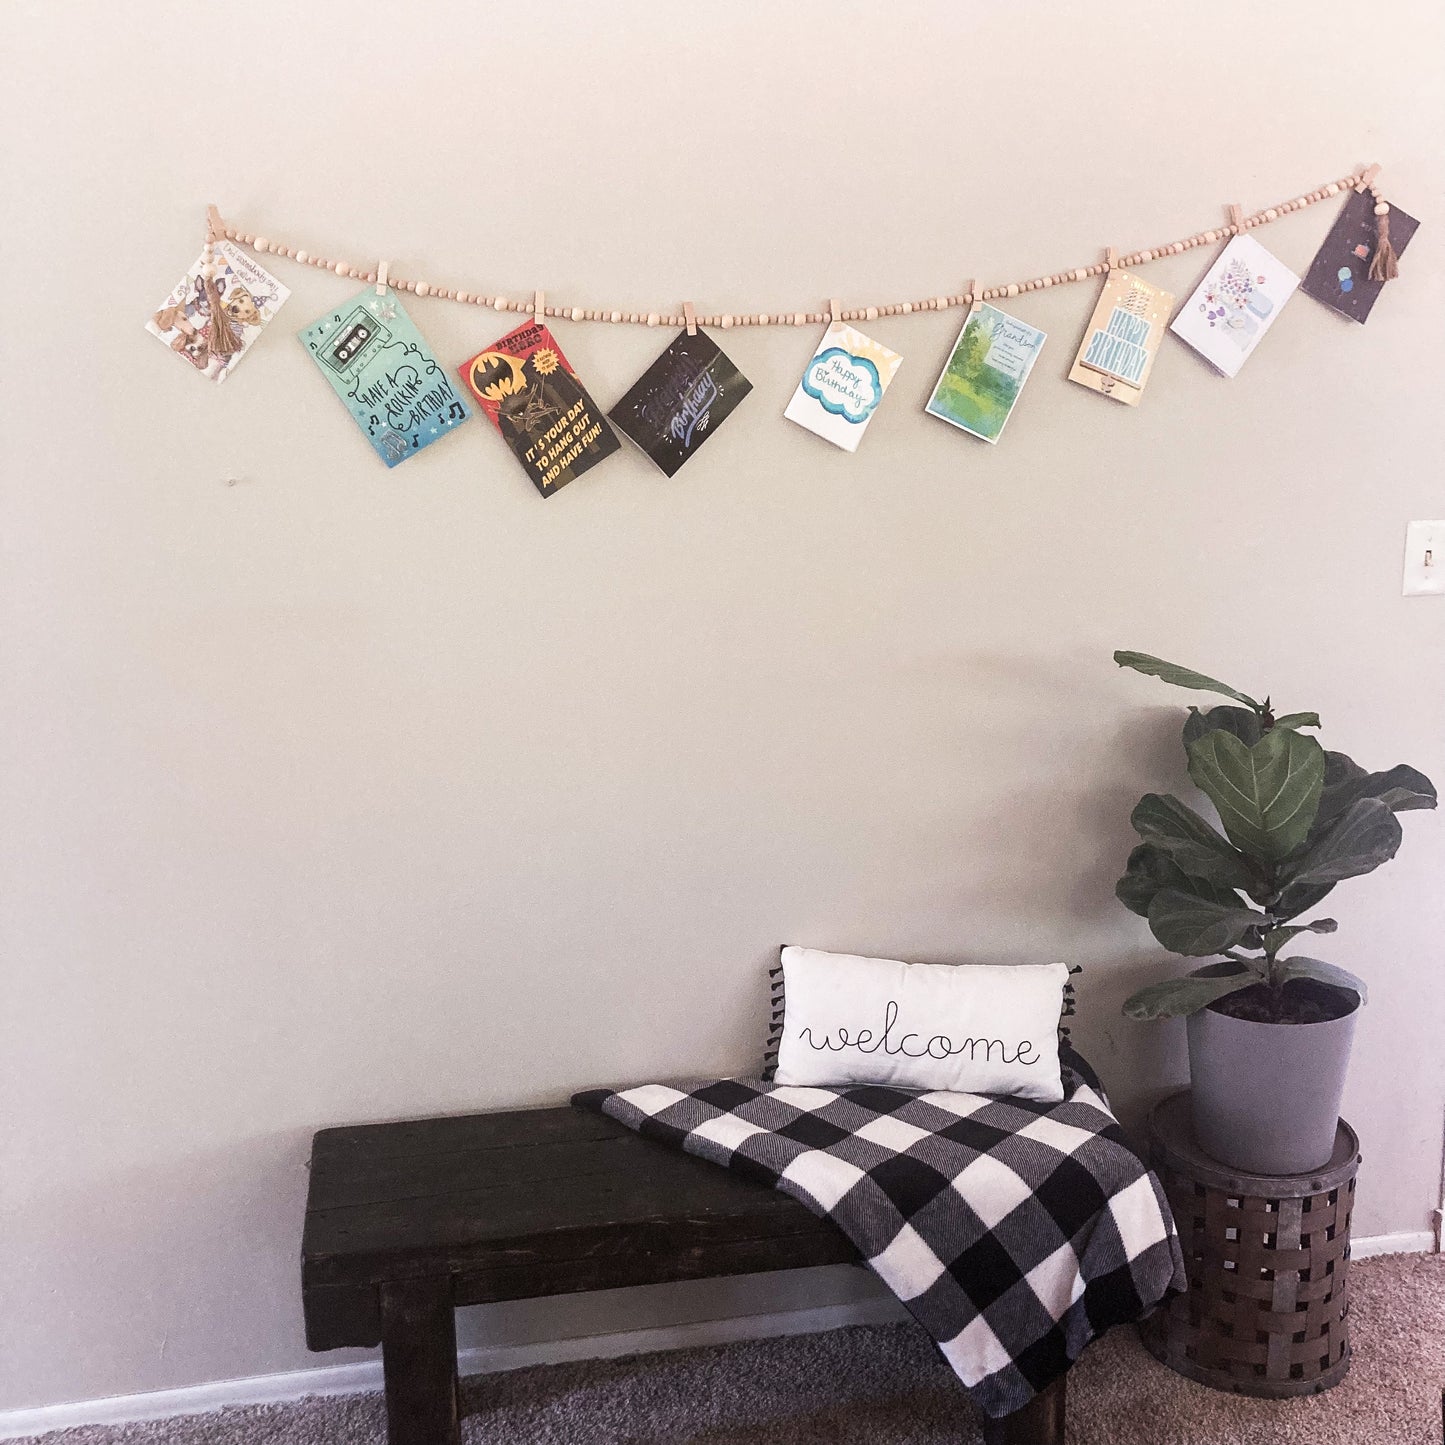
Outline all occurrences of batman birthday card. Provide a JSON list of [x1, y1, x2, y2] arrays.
[[459, 323, 620, 496]]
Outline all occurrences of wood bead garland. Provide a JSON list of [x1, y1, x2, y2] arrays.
[[206, 166, 1375, 336]]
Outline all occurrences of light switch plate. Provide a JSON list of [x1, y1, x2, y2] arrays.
[[1403, 521, 1445, 597]]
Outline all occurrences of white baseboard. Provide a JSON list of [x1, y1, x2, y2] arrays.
[[1350, 1229, 1436, 1259], [0, 1295, 908, 1440], [2, 1231, 1436, 1440]]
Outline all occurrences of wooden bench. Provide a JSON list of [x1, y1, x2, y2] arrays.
[[302, 1103, 1066, 1445]]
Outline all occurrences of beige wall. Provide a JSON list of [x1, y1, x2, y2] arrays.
[[4, 0, 1443, 1413]]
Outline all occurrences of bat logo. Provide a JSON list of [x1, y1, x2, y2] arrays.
[[469, 351, 527, 401]]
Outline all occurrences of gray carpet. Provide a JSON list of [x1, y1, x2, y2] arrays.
[[18, 1255, 1445, 1443]]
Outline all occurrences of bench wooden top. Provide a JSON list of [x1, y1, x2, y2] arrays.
[[302, 1103, 858, 1350]]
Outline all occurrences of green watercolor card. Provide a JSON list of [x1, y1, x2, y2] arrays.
[[926, 303, 1046, 444]]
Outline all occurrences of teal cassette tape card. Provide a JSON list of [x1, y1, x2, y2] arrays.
[[299, 290, 471, 466]]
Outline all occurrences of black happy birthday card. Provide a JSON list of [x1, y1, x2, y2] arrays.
[[609, 329, 752, 476]]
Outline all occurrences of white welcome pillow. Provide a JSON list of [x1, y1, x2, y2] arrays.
[[773, 947, 1068, 1101]]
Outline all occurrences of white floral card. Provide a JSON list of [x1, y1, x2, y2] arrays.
[[1169, 235, 1299, 378]]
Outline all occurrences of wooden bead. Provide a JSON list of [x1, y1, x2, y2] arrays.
[[333, 261, 350, 277], [253, 237, 269, 252], [864, 307, 878, 321], [720, 314, 732, 328], [607, 309, 619, 322], [1004, 284, 1017, 298], [1326, 183, 1339, 196], [415, 282, 430, 297], [571, 306, 584, 321], [294, 250, 308, 264], [792, 312, 806, 326], [645, 312, 658, 326], [900, 301, 912, 314], [1264, 208, 1278, 221], [1374, 202, 1390, 216], [1040, 276, 1053, 288], [1070, 268, 1085, 282], [495, 297, 510, 312]]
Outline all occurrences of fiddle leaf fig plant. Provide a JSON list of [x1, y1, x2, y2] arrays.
[[1113, 651, 1437, 1023]]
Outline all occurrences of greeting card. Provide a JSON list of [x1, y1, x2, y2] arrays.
[[1068, 270, 1174, 405], [459, 323, 619, 496], [609, 330, 752, 476], [298, 290, 471, 467], [783, 322, 902, 452], [926, 303, 1046, 443], [1300, 188, 1419, 324], [146, 241, 290, 383], [1169, 235, 1299, 377]]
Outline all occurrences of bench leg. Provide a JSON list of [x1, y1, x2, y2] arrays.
[[982, 1372, 1066, 1445], [380, 1277, 459, 1445]]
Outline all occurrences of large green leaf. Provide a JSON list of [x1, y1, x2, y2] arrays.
[[1116, 843, 1243, 918], [1114, 652, 1261, 708], [1130, 794, 1256, 890], [1282, 796, 1403, 889], [1312, 752, 1437, 833], [1277, 955, 1368, 1004], [1271, 712, 1321, 732], [1186, 727, 1325, 861], [1261, 920, 1337, 954], [1147, 888, 1268, 956], [1123, 969, 1262, 1020], [1272, 876, 1337, 922], [1182, 705, 1263, 748]]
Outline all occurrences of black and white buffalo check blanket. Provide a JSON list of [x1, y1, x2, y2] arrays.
[[574, 1054, 1184, 1418]]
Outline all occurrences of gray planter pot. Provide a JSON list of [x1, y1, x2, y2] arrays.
[[1186, 967, 1359, 1176]]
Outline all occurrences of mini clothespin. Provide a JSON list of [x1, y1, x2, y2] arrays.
[[376, 261, 389, 296], [1355, 163, 1381, 194], [964, 278, 979, 314], [1228, 204, 1245, 236], [683, 301, 697, 336], [533, 290, 545, 329], [205, 204, 226, 245], [1105, 246, 1118, 271], [828, 298, 841, 325]]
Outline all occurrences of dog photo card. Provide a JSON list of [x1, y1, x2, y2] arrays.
[[926, 303, 1046, 443], [298, 289, 471, 467], [1300, 188, 1419, 324], [1068, 270, 1174, 406], [609, 329, 752, 476], [459, 323, 620, 496], [1170, 234, 1299, 378], [784, 321, 903, 452], [146, 240, 290, 383]]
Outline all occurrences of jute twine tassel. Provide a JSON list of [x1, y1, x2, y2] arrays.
[[202, 206, 242, 359], [1368, 192, 1399, 282]]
